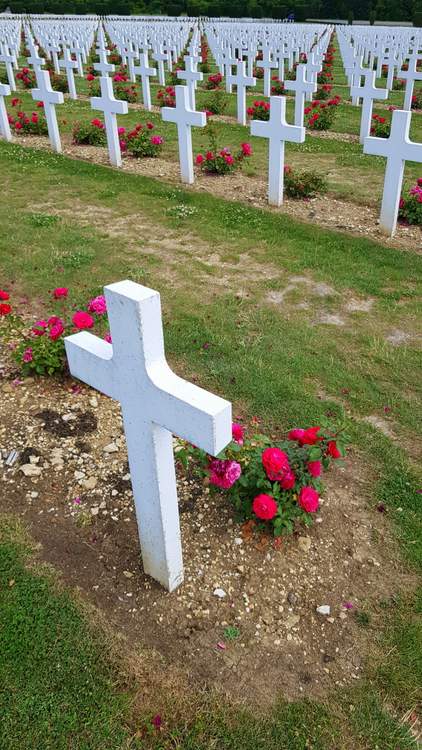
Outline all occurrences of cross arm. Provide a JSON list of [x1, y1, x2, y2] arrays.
[[363, 134, 390, 157], [149, 363, 232, 457], [65, 331, 118, 400]]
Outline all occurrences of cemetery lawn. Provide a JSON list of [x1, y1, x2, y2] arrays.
[[0, 141, 421, 749]]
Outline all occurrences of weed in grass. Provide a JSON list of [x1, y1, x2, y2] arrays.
[[27, 212, 60, 228]]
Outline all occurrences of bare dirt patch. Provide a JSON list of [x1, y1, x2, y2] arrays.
[[0, 374, 415, 707]]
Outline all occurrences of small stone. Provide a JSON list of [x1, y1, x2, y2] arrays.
[[287, 591, 298, 605], [316, 605, 331, 616], [91, 506, 99, 516], [123, 570, 133, 578], [89, 397, 98, 408], [82, 476, 97, 490], [298, 536, 311, 553], [285, 614, 300, 630], [20, 464, 42, 477], [62, 413, 76, 422], [213, 588, 226, 599], [103, 443, 119, 454]]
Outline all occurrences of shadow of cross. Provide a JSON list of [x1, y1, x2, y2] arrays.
[[65, 281, 232, 591]]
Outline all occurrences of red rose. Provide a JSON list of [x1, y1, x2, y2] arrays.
[[252, 493, 278, 520], [262, 447, 290, 481], [0, 303, 11, 315], [307, 460, 322, 477], [327, 441, 341, 459], [280, 470, 296, 490], [0, 290, 10, 300], [72, 311, 94, 330], [53, 287, 68, 299], [232, 422, 244, 444], [298, 486, 319, 513], [288, 428, 306, 442]]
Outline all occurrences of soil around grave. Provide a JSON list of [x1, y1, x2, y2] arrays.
[[0, 373, 416, 707], [10, 133, 422, 254]]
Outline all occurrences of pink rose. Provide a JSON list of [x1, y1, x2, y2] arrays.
[[307, 461, 322, 477], [298, 486, 319, 513], [252, 493, 278, 520], [196, 153, 204, 164], [22, 347, 33, 363], [32, 320, 48, 336], [151, 135, 163, 145], [53, 287, 68, 299], [88, 295, 107, 315], [241, 142, 252, 156], [104, 332, 112, 343], [262, 447, 290, 481], [232, 422, 244, 445], [209, 459, 241, 489], [72, 311, 94, 330]]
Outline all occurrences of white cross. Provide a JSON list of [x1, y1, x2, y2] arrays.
[[223, 48, 237, 93], [401, 53, 422, 110], [177, 55, 203, 110], [133, 51, 156, 111], [70, 41, 84, 76], [65, 280, 231, 591], [31, 69, 64, 153], [0, 82, 12, 141], [91, 75, 128, 168], [0, 42, 16, 91], [59, 46, 79, 100], [256, 47, 276, 97], [94, 47, 115, 77], [304, 54, 322, 100], [351, 69, 388, 143], [152, 47, 167, 86], [227, 60, 256, 126], [27, 45, 45, 81], [250, 95, 305, 206], [364, 109, 422, 235], [161, 85, 206, 185], [284, 63, 316, 127]]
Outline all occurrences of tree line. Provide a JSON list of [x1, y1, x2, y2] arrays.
[[2, 0, 420, 26]]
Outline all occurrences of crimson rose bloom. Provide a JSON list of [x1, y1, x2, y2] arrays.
[[72, 311, 94, 330], [298, 486, 319, 513], [307, 460, 322, 477], [327, 441, 341, 459], [0, 289, 10, 300], [288, 426, 321, 445], [209, 459, 241, 489], [0, 303, 11, 316], [280, 470, 296, 489], [53, 287, 68, 299], [252, 493, 278, 520], [232, 422, 244, 445], [49, 321, 65, 340], [262, 447, 290, 481]]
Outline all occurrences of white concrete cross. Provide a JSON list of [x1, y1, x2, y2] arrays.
[[27, 45, 45, 81], [223, 48, 237, 93], [304, 53, 322, 100], [401, 53, 422, 110], [133, 51, 156, 111], [0, 42, 16, 91], [227, 60, 256, 126], [94, 47, 115, 77], [59, 46, 79, 100], [250, 95, 305, 206], [364, 109, 422, 235], [161, 85, 206, 184], [351, 69, 388, 143], [65, 280, 231, 591], [284, 63, 317, 127], [152, 47, 167, 86], [91, 75, 128, 168], [257, 47, 276, 97], [177, 55, 203, 110], [0, 82, 12, 141], [70, 40, 84, 76], [31, 69, 64, 152]]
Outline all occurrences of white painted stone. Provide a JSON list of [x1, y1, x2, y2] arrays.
[[65, 281, 232, 591], [161, 85, 206, 184], [250, 95, 305, 206], [364, 109, 422, 235]]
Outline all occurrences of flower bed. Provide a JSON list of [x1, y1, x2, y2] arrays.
[[1, 288, 109, 376], [204, 72, 223, 90], [72, 118, 107, 146], [270, 76, 285, 95], [370, 113, 390, 138], [16, 67, 36, 89], [247, 100, 270, 120], [123, 122, 164, 157], [178, 421, 348, 536], [8, 108, 48, 136], [196, 126, 252, 174], [399, 178, 422, 225], [304, 96, 341, 130], [284, 165, 327, 199], [156, 86, 176, 107]]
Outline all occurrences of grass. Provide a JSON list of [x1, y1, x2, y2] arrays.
[[0, 49, 421, 748]]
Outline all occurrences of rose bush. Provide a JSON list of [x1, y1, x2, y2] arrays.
[[399, 178, 422, 225], [8, 107, 48, 136], [1, 288, 110, 376], [72, 118, 107, 146], [370, 113, 390, 138], [247, 100, 270, 121], [305, 96, 341, 130], [195, 126, 252, 175], [283, 165, 327, 199], [177, 420, 348, 536], [124, 122, 164, 158]]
